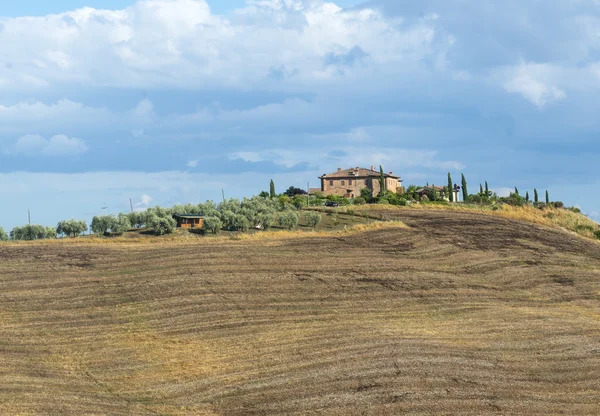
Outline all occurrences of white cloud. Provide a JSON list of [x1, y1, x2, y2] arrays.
[[0, 0, 445, 91], [229, 142, 464, 172], [501, 62, 566, 108], [187, 160, 199, 168], [11, 134, 89, 156]]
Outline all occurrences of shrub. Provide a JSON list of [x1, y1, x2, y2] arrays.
[[278, 211, 299, 229], [203, 216, 223, 234], [553, 201, 565, 209], [568, 207, 581, 214], [467, 194, 482, 204], [0, 227, 8, 241], [500, 193, 525, 207], [305, 212, 322, 228], [595, 230, 600, 240], [378, 198, 390, 205], [354, 197, 366, 205], [292, 195, 308, 209]]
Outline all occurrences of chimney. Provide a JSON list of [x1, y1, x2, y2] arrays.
[[337, 167, 341, 172], [389, 171, 393, 175], [370, 165, 374, 171]]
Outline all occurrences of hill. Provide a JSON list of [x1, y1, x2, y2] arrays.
[[1, 208, 599, 415]]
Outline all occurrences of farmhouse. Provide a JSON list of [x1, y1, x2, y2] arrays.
[[173, 214, 203, 229], [318, 166, 403, 198]]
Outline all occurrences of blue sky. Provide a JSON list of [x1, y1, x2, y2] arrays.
[[0, 0, 599, 230]]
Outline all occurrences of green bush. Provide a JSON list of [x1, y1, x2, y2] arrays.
[[467, 194, 482, 204], [0, 227, 9, 241], [378, 198, 390, 205], [278, 212, 299, 229], [595, 230, 600, 240], [553, 201, 565, 209], [568, 207, 581, 214], [354, 197, 366, 205], [203, 216, 223, 234], [500, 193, 525, 207], [304, 212, 322, 228]]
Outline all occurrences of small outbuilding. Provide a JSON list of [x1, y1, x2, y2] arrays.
[[173, 214, 204, 229]]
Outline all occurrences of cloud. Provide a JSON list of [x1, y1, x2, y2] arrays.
[[187, 160, 199, 168], [133, 193, 154, 209], [501, 62, 566, 107], [11, 134, 89, 156]]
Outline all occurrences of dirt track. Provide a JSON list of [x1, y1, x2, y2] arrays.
[[1, 209, 600, 415]]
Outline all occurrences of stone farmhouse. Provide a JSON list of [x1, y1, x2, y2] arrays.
[[316, 166, 403, 198]]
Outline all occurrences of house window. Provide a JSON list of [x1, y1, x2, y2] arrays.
[[330, 180, 334, 186], [341, 180, 345, 186], [348, 179, 353, 185]]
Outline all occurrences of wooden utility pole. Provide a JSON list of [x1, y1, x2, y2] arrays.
[[130, 198, 134, 213], [28, 209, 31, 225], [222, 189, 226, 202]]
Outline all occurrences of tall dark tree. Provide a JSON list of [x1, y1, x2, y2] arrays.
[[534, 188, 539, 203], [461, 173, 468, 202], [546, 190, 550, 204], [269, 179, 276, 198], [525, 191, 530, 203], [485, 181, 489, 197], [480, 184, 484, 196], [379, 165, 386, 196], [514, 187, 519, 196], [447, 173, 453, 202]]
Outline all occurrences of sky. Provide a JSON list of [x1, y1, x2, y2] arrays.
[[0, 0, 599, 230]]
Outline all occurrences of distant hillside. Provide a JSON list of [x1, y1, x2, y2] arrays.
[[1, 209, 599, 415]]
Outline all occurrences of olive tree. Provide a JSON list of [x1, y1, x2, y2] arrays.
[[57, 219, 88, 237], [278, 211, 299, 230], [147, 215, 176, 236], [0, 227, 8, 241], [305, 211, 322, 228], [203, 216, 223, 234], [91, 214, 131, 235], [10, 224, 51, 241]]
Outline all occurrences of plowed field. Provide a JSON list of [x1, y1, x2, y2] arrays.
[[1, 209, 600, 415]]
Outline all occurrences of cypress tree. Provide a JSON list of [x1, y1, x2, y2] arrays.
[[534, 188, 539, 203], [447, 173, 453, 202], [514, 187, 519, 196], [461, 174, 468, 202], [480, 184, 483, 196], [485, 181, 489, 197], [525, 191, 529, 203], [546, 190, 550, 204], [379, 165, 386, 196], [269, 179, 276, 198]]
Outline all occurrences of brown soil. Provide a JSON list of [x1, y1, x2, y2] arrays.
[[1, 209, 599, 415]]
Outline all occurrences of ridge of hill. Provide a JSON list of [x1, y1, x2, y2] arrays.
[[0, 209, 599, 415]]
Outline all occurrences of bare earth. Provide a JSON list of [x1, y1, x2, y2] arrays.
[[1, 209, 600, 415]]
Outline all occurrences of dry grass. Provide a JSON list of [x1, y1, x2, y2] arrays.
[[1, 209, 600, 415], [335, 203, 600, 242]]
